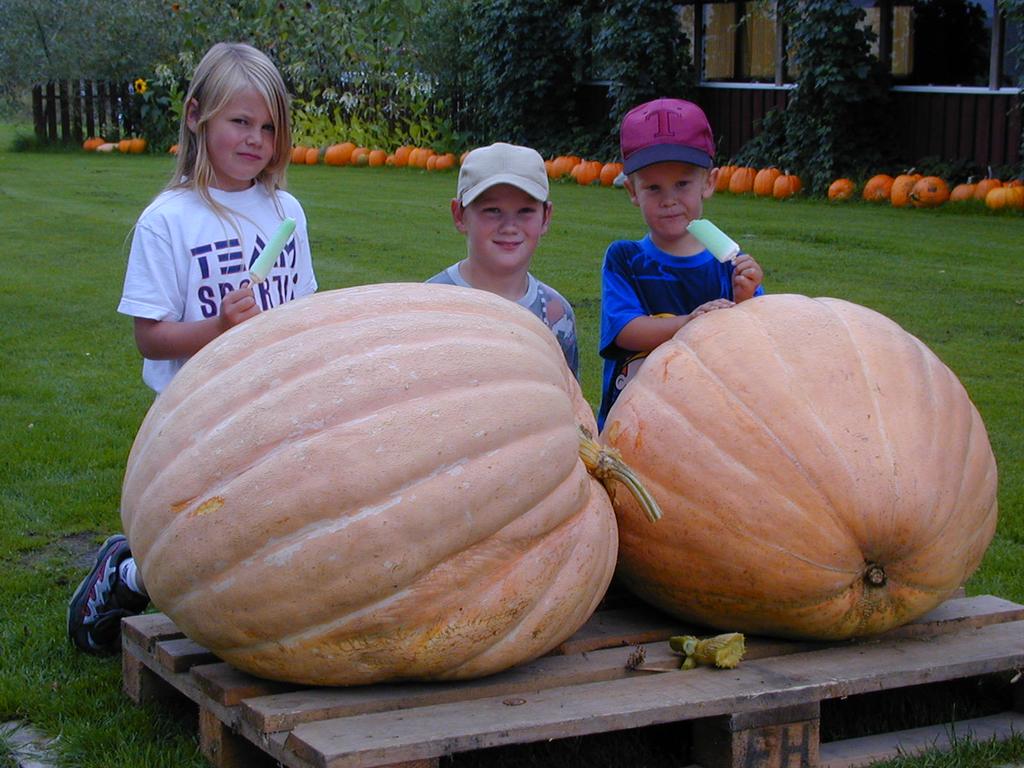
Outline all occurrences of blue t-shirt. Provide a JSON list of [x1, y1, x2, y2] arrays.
[[598, 234, 764, 429]]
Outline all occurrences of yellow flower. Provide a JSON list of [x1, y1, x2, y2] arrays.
[[134, 78, 148, 95]]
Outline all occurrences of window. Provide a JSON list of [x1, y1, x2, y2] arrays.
[[696, 0, 1016, 88], [701, 1, 779, 81]]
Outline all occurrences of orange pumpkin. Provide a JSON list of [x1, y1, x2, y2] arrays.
[[772, 173, 802, 200], [290, 146, 308, 164], [168, 144, 179, 155], [599, 162, 624, 187], [727, 167, 756, 195], [82, 136, 106, 151], [985, 186, 1024, 211], [974, 178, 1002, 201], [121, 284, 626, 685], [573, 160, 601, 186], [949, 182, 976, 202], [351, 147, 370, 167], [129, 137, 147, 154], [602, 294, 997, 641], [890, 173, 922, 207], [551, 156, 576, 179], [324, 142, 355, 166], [862, 174, 894, 202], [413, 148, 435, 169], [753, 168, 781, 197], [827, 178, 856, 201], [393, 146, 413, 168], [117, 138, 133, 154], [910, 176, 950, 208], [304, 147, 320, 165], [715, 165, 736, 193], [368, 149, 388, 168]]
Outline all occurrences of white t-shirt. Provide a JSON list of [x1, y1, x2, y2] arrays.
[[118, 184, 317, 393]]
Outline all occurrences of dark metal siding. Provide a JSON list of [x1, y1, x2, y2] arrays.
[[695, 84, 1021, 168]]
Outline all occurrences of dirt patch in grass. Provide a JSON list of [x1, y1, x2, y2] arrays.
[[20, 532, 102, 575]]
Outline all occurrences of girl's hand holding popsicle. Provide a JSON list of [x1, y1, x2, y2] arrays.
[[220, 286, 261, 330]]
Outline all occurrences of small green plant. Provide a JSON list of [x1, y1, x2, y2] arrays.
[[131, 66, 184, 152]]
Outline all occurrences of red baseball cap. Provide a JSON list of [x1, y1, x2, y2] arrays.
[[620, 98, 715, 174]]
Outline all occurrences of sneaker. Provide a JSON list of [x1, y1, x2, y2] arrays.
[[67, 534, 149, 655]]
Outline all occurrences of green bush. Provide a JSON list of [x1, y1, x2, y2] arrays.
[[593, 0, 697, 151], [733, 0, 893, 194]]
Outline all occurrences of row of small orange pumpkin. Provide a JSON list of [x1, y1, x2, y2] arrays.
[[544, 156, 624, 187], [291, 143, 461, 171], [291, 144, 629, 188], [82, 136, 148, 154], [828, 172, 1024, 210], [718, 164, 1024, 210]]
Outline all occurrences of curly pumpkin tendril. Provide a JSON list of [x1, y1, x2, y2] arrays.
[[577, 425, 662, 523]]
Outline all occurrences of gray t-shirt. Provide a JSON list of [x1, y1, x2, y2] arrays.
[[427, 262, 580, 380]]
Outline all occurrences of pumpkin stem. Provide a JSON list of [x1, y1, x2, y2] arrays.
[[669, 632, 746, 669], [864, 564, 887, 588], [577, 425, 662, 523]]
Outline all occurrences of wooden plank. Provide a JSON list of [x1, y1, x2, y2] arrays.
[[122, 612, 184, 653], [58, 80, 71, 143], [155, 637, 220, 673], [84, 79, 95, 138], [284, 620, 1024, 768], [199, 706, 279, 768], [239, 595, 1018, 733], [244, 641, 683, 734], [552, 605, 688, 655], [691, 703, 821, 768], [193, 662, 298, 707], [882, 594, 1024, 636], [122, 639, 178, 705], [819, 711, 1024, 768]]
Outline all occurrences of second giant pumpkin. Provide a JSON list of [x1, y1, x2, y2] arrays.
[[121, 284, 619, 685], [602, 294, 997, 640]]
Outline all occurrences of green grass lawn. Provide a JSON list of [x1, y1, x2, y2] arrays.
[[1, 123, 1022, 767]]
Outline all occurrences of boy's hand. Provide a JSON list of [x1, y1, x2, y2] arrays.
[[691, 298, 734, 317], [220, 286, 261, 330], [732, 254, 763, 302]]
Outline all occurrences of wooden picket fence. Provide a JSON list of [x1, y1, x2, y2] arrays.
[[32, 79, 136, 145]]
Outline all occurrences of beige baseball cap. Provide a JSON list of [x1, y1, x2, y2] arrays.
[[457, 142, 549, 205]]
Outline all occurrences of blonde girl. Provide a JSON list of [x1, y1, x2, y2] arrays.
[[68, 42, 317, 656]]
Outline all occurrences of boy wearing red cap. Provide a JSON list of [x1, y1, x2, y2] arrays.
[[597, 98, 764, 429]]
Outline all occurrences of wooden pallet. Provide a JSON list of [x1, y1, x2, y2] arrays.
[[122, 594, 1024, 768]]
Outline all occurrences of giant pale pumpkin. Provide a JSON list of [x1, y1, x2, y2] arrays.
[[121, 284, 628, 685], [602, 294, 997, 641]]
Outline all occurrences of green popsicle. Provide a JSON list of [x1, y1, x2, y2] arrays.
[[249, 217, 296, 283], [687, 219, 740, 263]]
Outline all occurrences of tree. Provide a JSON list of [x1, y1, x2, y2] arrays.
[[0, 0, 177, 111], [594, 0, 697, 139], [460, 0, 585, 155]]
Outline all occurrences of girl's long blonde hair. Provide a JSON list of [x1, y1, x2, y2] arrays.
[[168, 42, 292, 217]]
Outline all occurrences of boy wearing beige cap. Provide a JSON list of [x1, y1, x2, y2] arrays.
[[598, 98, 764, 428], [428, 142, 579, 379]]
